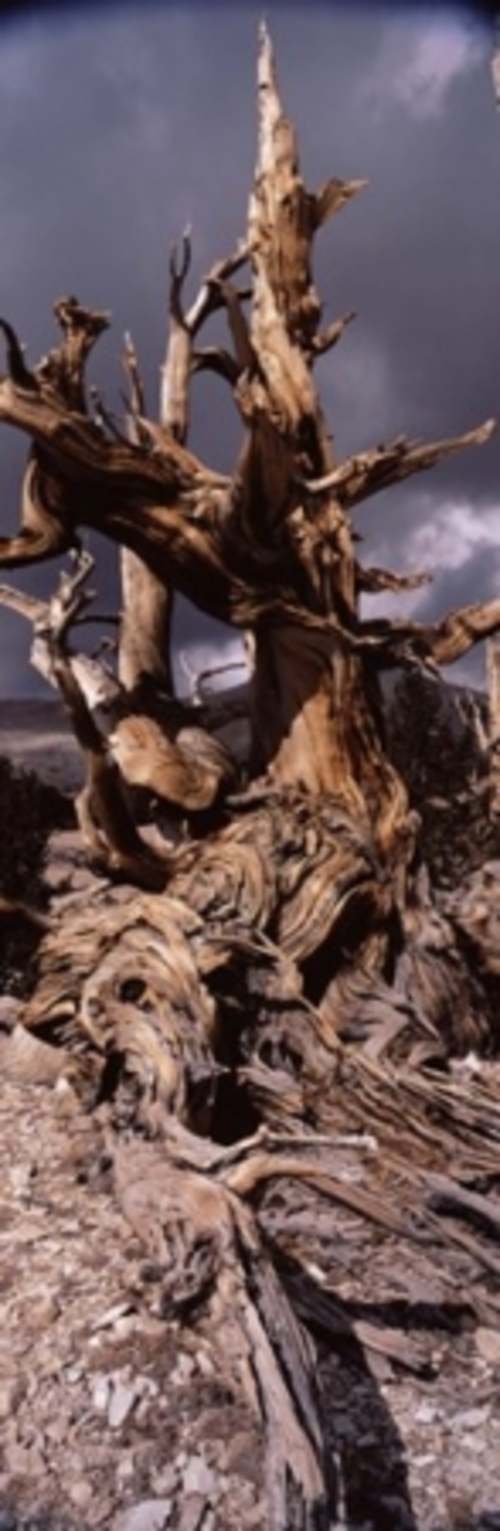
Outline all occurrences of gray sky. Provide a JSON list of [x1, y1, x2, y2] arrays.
[[0, 0, 498, 695]]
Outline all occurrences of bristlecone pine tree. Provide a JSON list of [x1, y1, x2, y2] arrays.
[[4, 28, 500, 1529]]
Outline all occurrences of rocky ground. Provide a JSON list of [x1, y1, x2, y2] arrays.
[[2, 706, 500, 1531], [0, 1063, 266, 1531]]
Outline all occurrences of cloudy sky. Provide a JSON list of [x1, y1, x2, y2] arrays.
[[0, 0, 498, 695]]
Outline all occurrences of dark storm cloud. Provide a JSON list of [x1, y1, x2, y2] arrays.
[[0, 0, 498, 694]]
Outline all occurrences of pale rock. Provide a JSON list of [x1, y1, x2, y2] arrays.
[[9, 1166, 31, 1197], [108, 1379, 138, 1429], [92, 1374, 112, 1413], [112, 1499, 173, 1531], [116, 1455, 136, 1484], [66, 1364, 83, 1383], [112, 1314, 139, 1339], [69, 1479, 94, 1509], [93, 1300, 136, 1331], [194, 1348, 214, 1378], [135, 1398, 152, 1427], [476, 1326, 500, 1367], [171, 1352, 195, 1386], [452, 1404, 491, 1430], [178, 1499, 212, 1531], [461, 1433, 488, 1453], [415, 1401, 440, 1425], [182, 1453, 218, 1498]]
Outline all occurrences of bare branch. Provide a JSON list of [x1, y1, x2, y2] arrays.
[[121, 331, 146, 420], [0, 553, 94, 684], [168, 224, 192, 322], [360, 597, 500, 670], [356, 565, 431, 596], [209, 279, 254, 373], [89, 385, 129, 443], [0, 373, 199, 497], [42, 549, 96, 640], [179, 653, 249, 705], [120, 303, 175, 692], [161, 228, 193, 444], [310, 311, 356, 358], [134, 415, 230, 486], [36, 295, 110, 411], [0, 584, 47, 624], [191, 346, 241, 385], [310, 176, 368, 230], [303, 419, 497, 504], [419, 599, 500, 667], [0, 318, 37, 390], [185, 240, 250, 338], [0, 456, 75, 568], [53, 294, 110, 346], [0, 556, 170, 886]]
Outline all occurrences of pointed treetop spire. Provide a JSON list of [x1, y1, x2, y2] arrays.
[[257, 17, 274, 83], [256, 18, 298, 179]]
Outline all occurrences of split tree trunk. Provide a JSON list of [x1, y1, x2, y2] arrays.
[[117, 264, 186, 697]]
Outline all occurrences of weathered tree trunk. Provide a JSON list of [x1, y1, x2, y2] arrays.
[[117, 257, 188, 697], [118, 332, 172, 695], [118, 550, 173, 693]]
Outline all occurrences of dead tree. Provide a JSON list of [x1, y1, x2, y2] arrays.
[[0, 34, 497, 830], [3, 28, 500, 1529], [0, 28, 497, 976]]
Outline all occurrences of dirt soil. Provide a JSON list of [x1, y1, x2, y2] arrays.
[[2, 721, 500, 1531]]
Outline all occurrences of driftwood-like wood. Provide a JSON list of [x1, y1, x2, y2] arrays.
[[2, 26, 500, 1529]]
